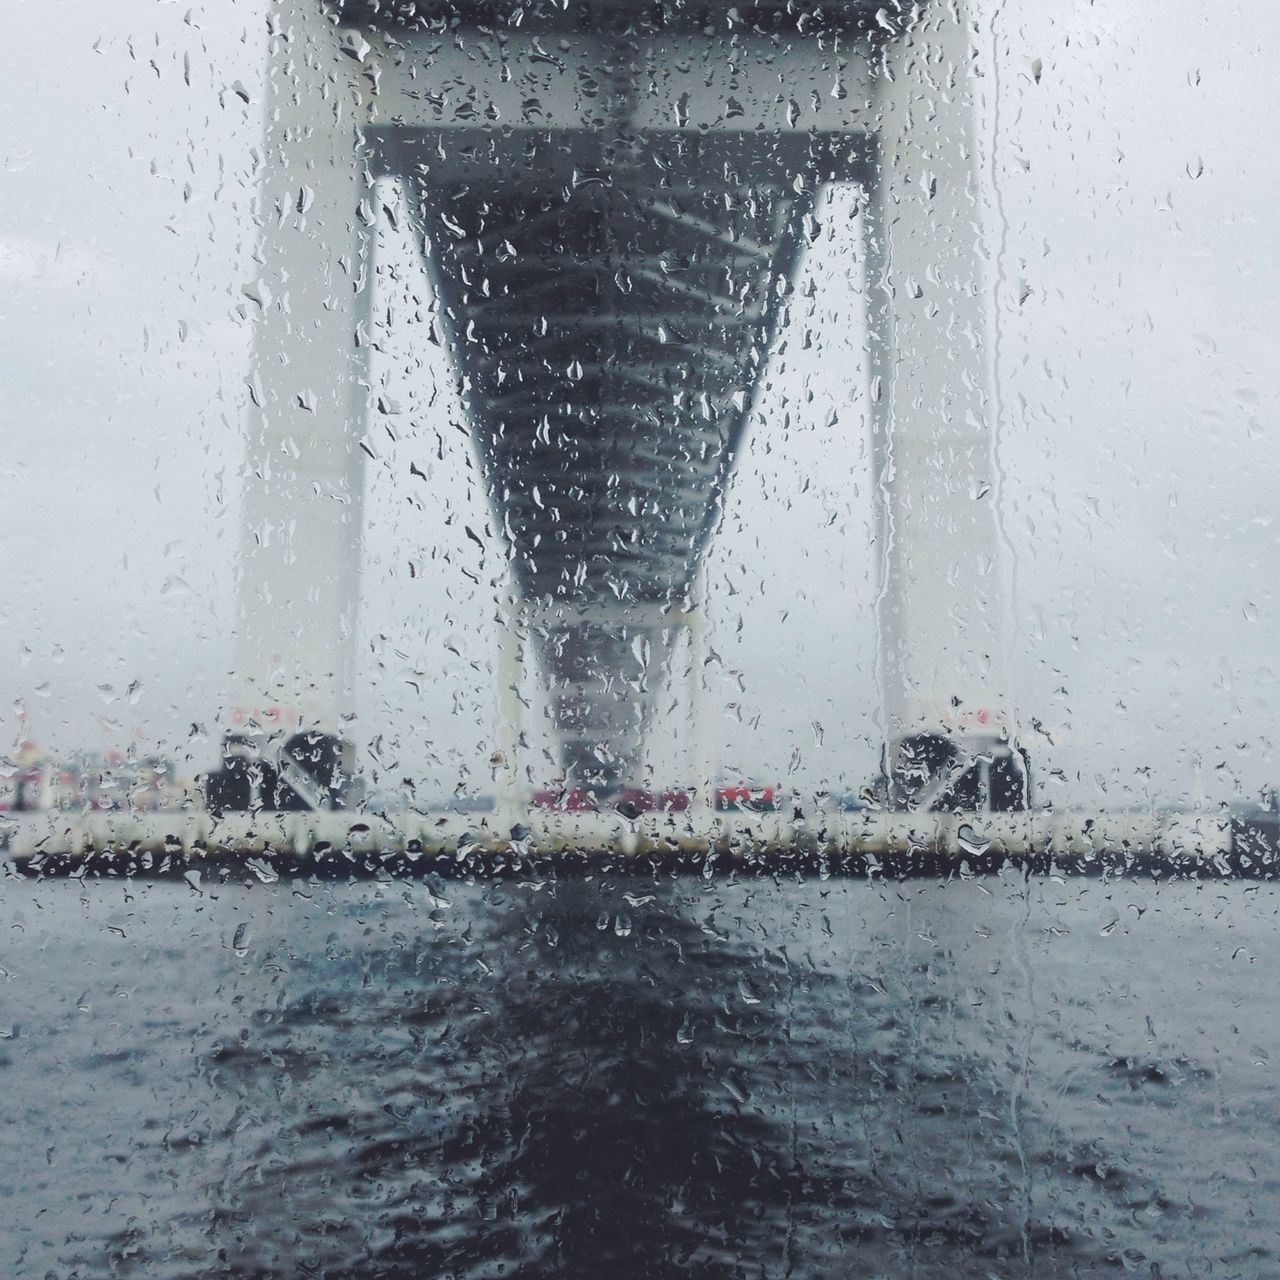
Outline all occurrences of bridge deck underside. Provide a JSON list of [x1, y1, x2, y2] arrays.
[[382, 130, 862, 781]]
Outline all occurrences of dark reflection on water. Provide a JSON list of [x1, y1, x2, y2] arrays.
[[204, 880, 814, 1277], [4, 872, 1279, 1278]]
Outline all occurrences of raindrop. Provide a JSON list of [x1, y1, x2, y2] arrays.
[[245, 857, 278, 884]]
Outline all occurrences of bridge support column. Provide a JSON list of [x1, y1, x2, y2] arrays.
[[229, 4, 373, 773], [865, 1, 1028, 808], [686, 573, 715, 821], [494, 579, 528, 827], [525, 600, 679, 793]]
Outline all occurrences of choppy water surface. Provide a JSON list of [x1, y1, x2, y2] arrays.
[[3, 868, 1278, 1278]]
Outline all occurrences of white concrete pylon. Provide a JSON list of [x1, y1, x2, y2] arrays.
[[231, 3, 373, 744], [865, 0, 1010, 755], [685, 571, 715, 819], [494, 577, 528, 823]]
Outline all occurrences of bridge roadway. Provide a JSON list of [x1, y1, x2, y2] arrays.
[[4, 807, 1258, 878]]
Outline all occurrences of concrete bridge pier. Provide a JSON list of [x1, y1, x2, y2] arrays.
[[864, 0, 1030, 810], [222, 6, 374, 806], [493, 578, 530, 824]]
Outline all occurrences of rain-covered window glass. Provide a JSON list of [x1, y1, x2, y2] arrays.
[[3, 0, 1279, 1275]]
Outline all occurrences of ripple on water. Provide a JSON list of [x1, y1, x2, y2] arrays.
[[4, 873, 1279, 1279]]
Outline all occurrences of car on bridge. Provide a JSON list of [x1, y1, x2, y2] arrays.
[[532, 786, 692, 817], [715, 783, 780, 813]]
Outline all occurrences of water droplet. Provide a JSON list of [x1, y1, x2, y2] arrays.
[[246, 857, 278, 884]]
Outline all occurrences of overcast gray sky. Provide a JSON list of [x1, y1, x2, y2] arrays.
[[2, 0, 1278, 806]]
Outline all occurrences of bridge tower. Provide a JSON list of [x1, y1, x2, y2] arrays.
[[219, 0, 1028, 813]]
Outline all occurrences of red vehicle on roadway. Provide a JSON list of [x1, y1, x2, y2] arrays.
[[715, 783, 779, 813], [532, 786, 692, 816]]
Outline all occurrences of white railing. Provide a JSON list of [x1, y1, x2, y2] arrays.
[[0, 806, 1236, 863]]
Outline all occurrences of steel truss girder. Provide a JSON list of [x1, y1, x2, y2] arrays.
[[385, 118, 862, 780]]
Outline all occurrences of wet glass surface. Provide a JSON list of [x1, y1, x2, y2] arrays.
[[5, 0, 1280, 1274], [4, 871, 1277, 1278]]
